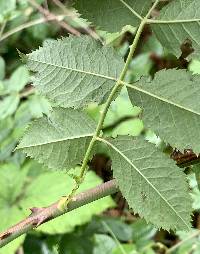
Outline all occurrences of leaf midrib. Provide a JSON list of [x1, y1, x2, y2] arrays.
[[99, 137, 190, 230], [123, 82, 200, 116], [18, 133, 93, 149], [29, 58, 117, 82], [29, 57, 200, 116]]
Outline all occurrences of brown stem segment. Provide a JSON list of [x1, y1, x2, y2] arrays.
[[0, 179, 118, 248]]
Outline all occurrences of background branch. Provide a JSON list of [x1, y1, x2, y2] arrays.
[[27, 0, 80, 36], [0, 15, 65, 42], [0, 179, 118, 248]]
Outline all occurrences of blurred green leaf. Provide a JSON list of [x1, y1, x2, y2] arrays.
[[176, 230, 200, 254], [112, 119, 143, 137], [0, 163, 28, 203], [188, 59, 200, 75], [0, 0, 16, 22], [101, 217, 133, 242], [0, 57, 5, 80], [112, 244, 137, 254], [59, 233, 93, 254], [5, 65, 29, 92], [87, 87, 142, 137], [93, 234, 117, 254], [0, 94, 20, 120], [0, 117, 13, 143], [28, 94, 51, 118], [0, 163, 28, 254], [187, 172, 200, 210], [131, 219, 157, 249], [125, 53, 153, 83], [23, 234, 59, 254], [0, 208, 25, 254]]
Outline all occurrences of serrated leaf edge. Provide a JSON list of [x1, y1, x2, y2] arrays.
[[97, 137, 191, 230]]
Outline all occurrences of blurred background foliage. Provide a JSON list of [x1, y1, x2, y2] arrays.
[[1, 0, 200, 253]]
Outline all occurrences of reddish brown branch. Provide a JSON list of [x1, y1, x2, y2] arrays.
[[27, 0, 80, 36], [0, 179, 118, 248]]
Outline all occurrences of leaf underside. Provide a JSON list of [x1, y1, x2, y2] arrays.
[[74, 0, 152, 32], [152, 0, 200, 58], [108, 136, 192, 231], [26, 36, 124, 109], [18, 108, 96, 170], [128, 69, 200, 153]]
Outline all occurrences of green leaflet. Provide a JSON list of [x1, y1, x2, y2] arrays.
[[152, 0, 200, 58], [107, 136, 192, 231], [26, 36, 124, 109], [74, 0, 151, 32], [127, 69, 200, 153], [18, 108, 96, 170]]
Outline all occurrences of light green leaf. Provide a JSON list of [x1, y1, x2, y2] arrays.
[[107, 136, 192, 231], [188, 59, 200, 74], [74, 0, 151, 32], [28, 94, 51, 118], [112, 119, 143, 137], [101, 217, 133, 242], [20, 170, 115, 234], [93, 234, 117, 254], [0, 163, 27, 254], [152, 0, 200, 58], [0, 0, 16, 22], [26, 36, 123, 109], [6, 66, 29, 92], [18, 107, 96, 170], [0, 94, 20, 120], [0, 208, 25, 254], [0, 57, 5, 80], [127, 69, 200, 153], [112, 244, 137, 254], [0, 163, 28, 203], [131, 219, 157, 249]]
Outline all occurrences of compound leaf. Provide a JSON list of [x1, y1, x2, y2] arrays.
[[108, 136, 192, 231], [152, 0, 200, 58], [127, 69, 200, 153], [26, 36, 123, 109], [18, 108, 96, 170], [74, 0, 152, 32]]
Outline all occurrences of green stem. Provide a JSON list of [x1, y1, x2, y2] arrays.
[[147, 18, 200, 24], [78, 18, 147, 180], [59, 0, 161, 210], [146, 0, 160, 18]]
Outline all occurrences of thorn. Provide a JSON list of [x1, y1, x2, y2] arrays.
[[17, 49, 27, 63], [30, 207, 44, 215], [32, 216, 52, 227]]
